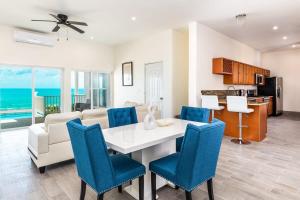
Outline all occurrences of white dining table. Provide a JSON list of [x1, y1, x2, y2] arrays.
[[102, 118, 207, 200]]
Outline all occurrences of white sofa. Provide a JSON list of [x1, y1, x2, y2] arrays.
[[28, 105, 160, 173]]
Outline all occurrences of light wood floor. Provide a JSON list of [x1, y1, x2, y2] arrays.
[[1, 115, 300, 200]]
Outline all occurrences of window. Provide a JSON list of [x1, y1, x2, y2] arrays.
[[71, 71, 110, 111]]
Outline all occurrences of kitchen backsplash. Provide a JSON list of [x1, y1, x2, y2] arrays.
[[201, 90, 241, 99]]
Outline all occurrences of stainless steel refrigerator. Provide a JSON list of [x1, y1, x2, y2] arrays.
[[257, 77, 283, 116]]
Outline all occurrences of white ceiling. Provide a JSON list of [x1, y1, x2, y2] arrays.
[[0, 0, 300, 51]]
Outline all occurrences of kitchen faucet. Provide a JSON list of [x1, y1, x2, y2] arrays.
[[227, 85, 236, 90]]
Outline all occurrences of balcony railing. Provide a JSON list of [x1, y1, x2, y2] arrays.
[[39, 94, 87, 115]]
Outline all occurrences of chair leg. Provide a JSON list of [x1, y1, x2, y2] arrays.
[[39, 166, 46, 174], [139, 176, 144, 200], [80, 180, 86, 200], [185, 191, 192, 200], [118, 185, 122, 193], [151, 172, 156, 200], [207, 179, 214, 200], [97, 193, 104, 200]]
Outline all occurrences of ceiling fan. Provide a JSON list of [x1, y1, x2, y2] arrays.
[[31, 14, 88, 34]]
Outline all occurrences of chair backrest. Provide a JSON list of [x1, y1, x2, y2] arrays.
[[201, 95, 219, 110], [107, 107, 138, 128], [66, 118, 115, 192], [175, 119, 225, 190], [226, 96, 248, 113], [180, 106, 210, 123]]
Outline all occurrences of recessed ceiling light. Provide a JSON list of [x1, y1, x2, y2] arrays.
[[90, 36, 94, 40], [292, 44, 297, 48], [282, 36, 288, 40], [131, 16, 136, 21], [272, 26, 278, 30], [235, 13, 247, 26]]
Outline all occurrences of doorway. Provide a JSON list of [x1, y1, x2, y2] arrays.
[[145, 62, 164, 117]]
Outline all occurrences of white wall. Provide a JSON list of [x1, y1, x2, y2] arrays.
[[113, 29, 189, 117], [0, 25, 114, 111], [189, 22, 261, 106], [0, 25, 114, 71], [262, 49, 300, 112]]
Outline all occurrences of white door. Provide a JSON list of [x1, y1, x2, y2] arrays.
[[145, 62, 163, 117]]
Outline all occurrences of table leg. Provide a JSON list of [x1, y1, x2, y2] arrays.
[[124, 139, 176, 200]]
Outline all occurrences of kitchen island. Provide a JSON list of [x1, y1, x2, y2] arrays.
[[215, 100, 268, 142]]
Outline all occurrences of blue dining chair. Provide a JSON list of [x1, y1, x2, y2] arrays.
[[66, 118, 145, 200], [107, 107, 138, 128], [150, 119, 225, 200], [176, 106, 210, 152], [107, 107, 138, 156]]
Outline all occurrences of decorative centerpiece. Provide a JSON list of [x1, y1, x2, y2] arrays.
[[143, 105, 157, 130]]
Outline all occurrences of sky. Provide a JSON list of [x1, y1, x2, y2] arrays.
[[0, 66, 61, 88]]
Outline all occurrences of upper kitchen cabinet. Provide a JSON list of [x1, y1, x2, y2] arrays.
[[212, 58, 233, 74], [264, 69, 271, 77], [213, 58, 270, 85], [238, 63, 245, 84], [224, 61, 239, 84]]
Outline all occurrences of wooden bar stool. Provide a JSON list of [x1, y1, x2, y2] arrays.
[[201, 95, 224, 119], [226, 96, 254, 145]]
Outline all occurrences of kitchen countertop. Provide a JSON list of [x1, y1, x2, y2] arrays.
[[218, 99, 269, 106]]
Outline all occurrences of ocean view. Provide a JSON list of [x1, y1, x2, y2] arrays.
[[0, 88, 61, 111]]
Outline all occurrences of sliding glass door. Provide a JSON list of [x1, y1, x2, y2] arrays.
[[34, 68, 62, 123], [93, 72, 110, 108], [71, 71, 110, 111], [0, 65, 62, 130], [0, 66, 33, 129]]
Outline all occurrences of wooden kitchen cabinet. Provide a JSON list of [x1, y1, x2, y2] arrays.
[[212, 58, 233, 74], [224, 61, 239, 84], [213, 57, 270, 85], [264, 69, 271, 77], [238, 63, 244, 84], [244, 64, 253, 85], [268, 96, 273, 116], [248, 65, 255, 85]]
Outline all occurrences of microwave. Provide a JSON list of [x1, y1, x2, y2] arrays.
[[255, 74, 265, 85]]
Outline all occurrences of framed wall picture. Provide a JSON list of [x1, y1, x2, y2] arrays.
[[122, 62, 133, 86]]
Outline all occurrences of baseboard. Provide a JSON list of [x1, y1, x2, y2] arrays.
[[283, 111, 300, 117], [282, 111, 300, 120]]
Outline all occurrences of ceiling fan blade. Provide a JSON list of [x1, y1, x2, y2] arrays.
[[65, 24, 85, 34], [67, 21, 88, 26], [49, 14, 60, 21], [31, 20, 57, 22], [52, 25, 60, 32]]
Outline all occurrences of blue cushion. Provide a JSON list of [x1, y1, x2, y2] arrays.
[[149, 153, 179, 183], [107, 107, 138, 128], [176, 106, 210, 152], [180, 106, 210, 123], [111, 154, 145, 184]]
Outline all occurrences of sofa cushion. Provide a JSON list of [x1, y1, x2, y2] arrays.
[[82, 108, 107, 120], [45, 111, 82, 130], [82, 117, 109, 129]]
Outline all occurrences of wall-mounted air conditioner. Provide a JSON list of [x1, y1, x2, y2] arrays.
[[14, 30, 55, 47]]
